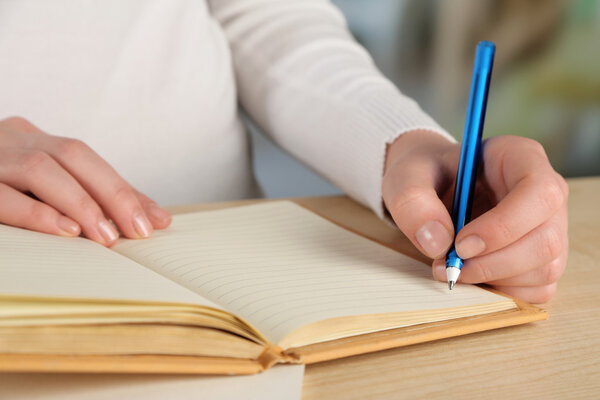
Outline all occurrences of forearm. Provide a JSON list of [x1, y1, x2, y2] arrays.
[[209, 0, 453, 217]]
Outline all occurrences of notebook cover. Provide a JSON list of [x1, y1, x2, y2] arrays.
[[0, 354, 264, 375], [284, 290, 546, 364]]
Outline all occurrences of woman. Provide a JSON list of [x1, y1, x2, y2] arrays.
[[0, 0, 567, 303]]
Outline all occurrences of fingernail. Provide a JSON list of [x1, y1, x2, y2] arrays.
[[147, 203, 171, 222], [133, 211, 152, 238], [57, 216, 80, 236], [415, 221, 453, 258], [456, 235, 486, 258], [98, 219, 118, 243]]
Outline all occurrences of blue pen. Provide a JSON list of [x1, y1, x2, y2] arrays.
[[446, 41, 495, 290]]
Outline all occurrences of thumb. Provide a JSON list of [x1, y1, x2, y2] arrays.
[[383, 159, 454, 259]]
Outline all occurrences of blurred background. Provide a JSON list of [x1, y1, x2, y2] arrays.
[[250, 0, 600, 198]]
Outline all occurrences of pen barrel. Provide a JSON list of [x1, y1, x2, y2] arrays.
[[450, 41, 495, 235]]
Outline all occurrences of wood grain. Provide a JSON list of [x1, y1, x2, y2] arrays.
[[301, 177, 600, 400], [169, 176, 600, 399]]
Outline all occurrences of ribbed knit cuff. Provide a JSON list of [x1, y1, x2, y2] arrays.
[[345, 84, 457, 221]]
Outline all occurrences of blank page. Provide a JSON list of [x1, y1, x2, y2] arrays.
[[0, 224, 220, 309], [112, 201, 514, 344]]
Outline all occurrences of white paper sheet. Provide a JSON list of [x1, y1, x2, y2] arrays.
[[0, 364, 304, 400]]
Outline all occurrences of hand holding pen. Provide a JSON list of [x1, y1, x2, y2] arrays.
[[382, 42, 569, 303]]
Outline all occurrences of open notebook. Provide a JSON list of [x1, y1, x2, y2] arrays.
[[0, 201, 546, 374]]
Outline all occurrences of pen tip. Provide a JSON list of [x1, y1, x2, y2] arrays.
[[448, 281, 455, 290]]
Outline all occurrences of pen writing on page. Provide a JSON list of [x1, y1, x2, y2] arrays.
[[445, 41, 496, 290]]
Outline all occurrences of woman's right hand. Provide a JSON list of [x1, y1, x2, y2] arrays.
[[0, 116, 171, 246]]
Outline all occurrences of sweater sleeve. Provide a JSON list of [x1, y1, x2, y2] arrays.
[[208, 0, 456, 218]]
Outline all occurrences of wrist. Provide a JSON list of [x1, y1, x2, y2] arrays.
[[385, 129, 455, 174]]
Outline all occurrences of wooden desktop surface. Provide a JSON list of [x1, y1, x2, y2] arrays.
[[172, 176, 600, 399]]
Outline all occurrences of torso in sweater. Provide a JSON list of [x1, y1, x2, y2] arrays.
[[0, 0, 260, 205]]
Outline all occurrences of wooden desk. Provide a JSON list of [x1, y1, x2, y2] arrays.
[[302, 177, 600, 399], [172, 177, 600, 399]]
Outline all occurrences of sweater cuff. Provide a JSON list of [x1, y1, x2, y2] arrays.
[[348, 86, 456, 222]]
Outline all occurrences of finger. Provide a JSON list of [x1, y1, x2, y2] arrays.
[[459, 208, 566, 283], [431, 258, 560, 303], [431, 203, 567, 282], [455, 140, 567, 259], [134, 190, 172, 229], [431, 258, 447, 281], [384, 157, 454, 259], [40, 137, 153, 239], [0, 116, 46, 144], [0, 182, 80, 237], [493, 283, 558, 304], [0, 149, 119, 245], [486, 251, 567, 287]]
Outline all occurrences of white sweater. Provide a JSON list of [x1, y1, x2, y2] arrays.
[[0, 0, 452, 218]]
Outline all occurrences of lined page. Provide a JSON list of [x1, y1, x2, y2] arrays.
[[112, 202, 512, 344], [0, 224, 220, 309]]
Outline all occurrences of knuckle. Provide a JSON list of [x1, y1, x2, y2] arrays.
[[112, 185, 136, 206], [555, 172, 569, 199], [57, 138, 89, 160], [538, 176, 565, 212], [392, 185, 433, 214], [135, 194, 154, 209], [489, 213, 513, 245], [539, 225, 563, 262], [136, 194, 153, 208], [21, 151, 52, 175], [542, 258, 564, 285], [27, 202, 49, 224], [470, 258, 493, 283], [3, 116, 34, 130], [534, 284, 557, 303], [521, 137, 547, 156], [75, 195, 103, 220]]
